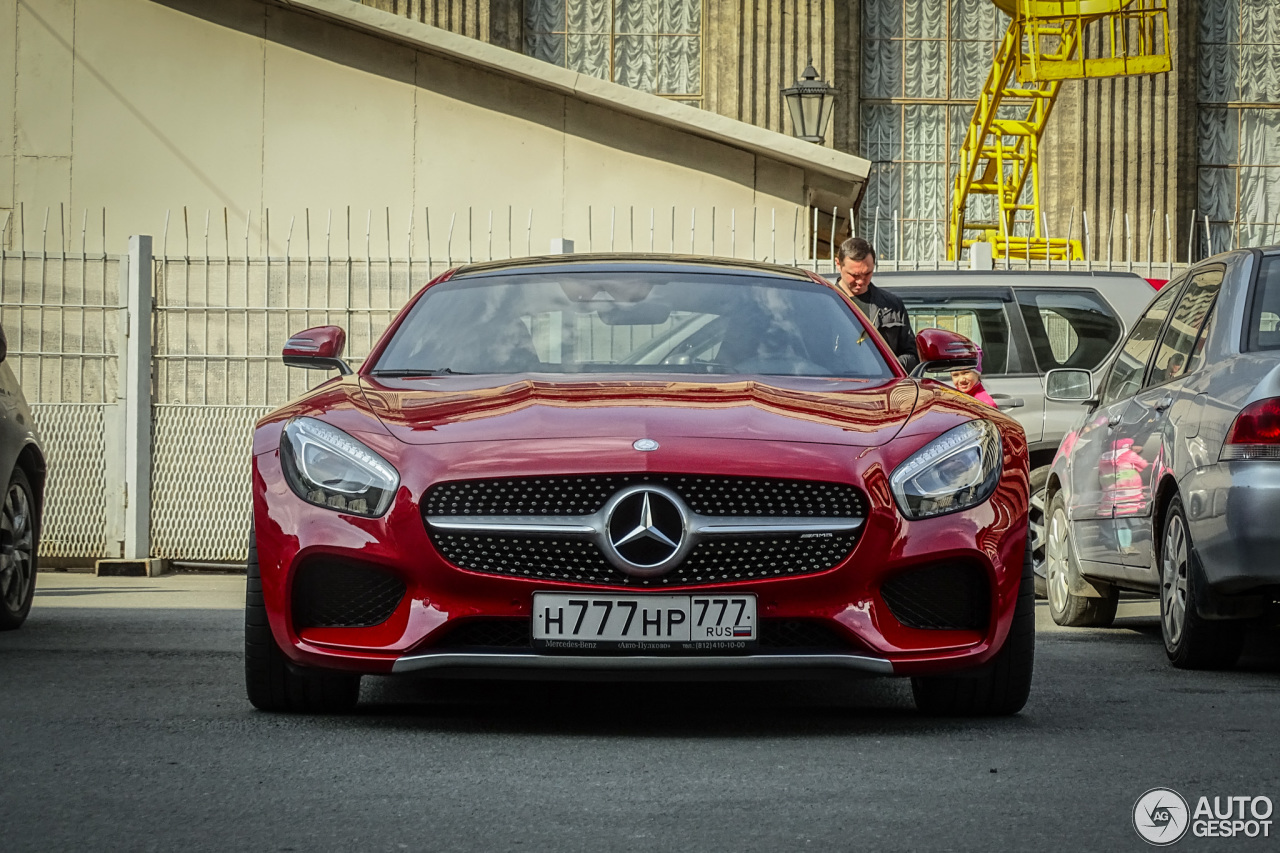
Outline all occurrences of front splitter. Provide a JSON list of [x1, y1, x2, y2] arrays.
[[389, 651, 895, 681]]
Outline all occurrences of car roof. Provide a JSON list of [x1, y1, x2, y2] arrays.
[[451, 253, 818, 281], [829, 269, 1153, 289]]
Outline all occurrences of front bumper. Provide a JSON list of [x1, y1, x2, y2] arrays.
[[252, 433, 1029, 681]]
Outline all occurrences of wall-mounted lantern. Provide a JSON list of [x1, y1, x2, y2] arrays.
[[782, 63, 836, 144]]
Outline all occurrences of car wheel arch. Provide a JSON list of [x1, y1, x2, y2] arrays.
[[1044, 473, 1064, 511], [1151, 474, 1182, 568], [15, 443, 46, 529]]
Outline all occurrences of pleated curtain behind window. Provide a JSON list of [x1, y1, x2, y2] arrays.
[[524, 0, 702, 103], [1198, 0, 1280, 257]]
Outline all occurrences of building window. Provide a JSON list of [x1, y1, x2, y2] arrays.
[[1198, 0, 1280, 259], [524, 0, 703, 106], [859, 0, 1013, 261]]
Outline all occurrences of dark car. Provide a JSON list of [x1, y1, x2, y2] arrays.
[[1044, 247, 1280, 668], [246, 255, 1033, 716], [0, 324, 46, 629]]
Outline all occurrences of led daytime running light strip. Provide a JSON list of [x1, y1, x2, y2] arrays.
[[296, 420, 397, 485]]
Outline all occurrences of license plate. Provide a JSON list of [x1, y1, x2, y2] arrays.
[[532, 593, 757, 652]]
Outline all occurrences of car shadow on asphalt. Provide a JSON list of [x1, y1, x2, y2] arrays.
[[346, 675, 1043, 736], [34, 587, 180, 597]]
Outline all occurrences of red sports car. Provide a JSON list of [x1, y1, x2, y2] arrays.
[[246, 255, 1032, 715]]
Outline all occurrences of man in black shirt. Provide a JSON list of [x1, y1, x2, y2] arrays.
[[834, 237, 919, 371]]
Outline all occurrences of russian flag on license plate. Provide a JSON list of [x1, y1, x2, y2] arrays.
[[733, 625, 752, 637]]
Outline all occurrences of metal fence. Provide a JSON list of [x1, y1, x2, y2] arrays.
[[0, 204, 1214, 565], [0, 243, 122, 560]]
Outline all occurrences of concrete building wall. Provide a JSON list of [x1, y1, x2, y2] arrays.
[[1041, 2, 1198, 263], [359, 0, 845, 145], [393, 0, 1243, 263], [1, 0, 864, 256]]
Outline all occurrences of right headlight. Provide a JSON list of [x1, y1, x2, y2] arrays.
[[279, 417, 400, 517], [890, 419, 1003, 519]]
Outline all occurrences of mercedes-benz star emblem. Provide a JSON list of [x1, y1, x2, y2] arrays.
[[633, 438, 659, 452], [601, 485, 690, 577]]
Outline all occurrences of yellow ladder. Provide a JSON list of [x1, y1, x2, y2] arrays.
[[949, 1, 1171, 261]]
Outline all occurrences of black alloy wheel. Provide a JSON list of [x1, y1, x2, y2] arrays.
[[0, 467, 38, 630]]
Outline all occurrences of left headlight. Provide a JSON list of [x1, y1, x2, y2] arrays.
[[280, 417, 400, 517], [890, 419, 1002, 520]]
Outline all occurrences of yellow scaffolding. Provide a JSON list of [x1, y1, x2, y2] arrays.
[[948, 0, 1171, 261]]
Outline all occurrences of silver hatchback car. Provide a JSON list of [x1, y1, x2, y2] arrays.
[[1044, 247, 1280, 668], [0, 324, 45, 629]]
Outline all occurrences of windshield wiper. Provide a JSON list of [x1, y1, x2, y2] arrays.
[[369, 368, 473, 377]]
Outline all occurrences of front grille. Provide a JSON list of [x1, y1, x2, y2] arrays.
[[425, 474, 864, 518], [429, 618, 855, 652], [425, 474, 866, 587], [880, 563, 990, 631], [292, 561, 406, 629]]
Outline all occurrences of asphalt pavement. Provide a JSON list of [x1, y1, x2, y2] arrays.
[[2, 571, 1279, 852]]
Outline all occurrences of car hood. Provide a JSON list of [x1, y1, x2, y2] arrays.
[[358, 375, 920, 448]]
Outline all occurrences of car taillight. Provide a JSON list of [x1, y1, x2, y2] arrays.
[[1221, 398, 1280, 460]]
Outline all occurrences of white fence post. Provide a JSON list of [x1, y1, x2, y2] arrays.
[[123, 235, 153, 561]]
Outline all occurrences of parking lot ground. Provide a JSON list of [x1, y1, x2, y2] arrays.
[[3, 570, 1279, 852]]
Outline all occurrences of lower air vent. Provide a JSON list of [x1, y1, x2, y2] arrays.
[[434, 619, 532, 649], [880, 563, 990, 631], [757, 619, 856, 650], [292, 561, 406, 629], [429, 618, 856, 652]]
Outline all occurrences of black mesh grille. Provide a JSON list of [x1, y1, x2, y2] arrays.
[[429, 619, 854, 651], [424, 475, 865, 588], [425, 474, 864, 518], [757, 619, 856, 650], [434, 619, 531, 648], [292, 562, 406, 629], [880, 563, 990, 631]]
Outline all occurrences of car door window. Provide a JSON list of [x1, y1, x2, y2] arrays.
[[1147, 268, 1223, 388], [1247, 253, 1280, 351], [900, 296, 1018, 375], [1098, 283, 1182, 406], [1017, 289, 1123, 372]]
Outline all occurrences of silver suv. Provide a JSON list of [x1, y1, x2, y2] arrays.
[[869, 271, 1156, 587]]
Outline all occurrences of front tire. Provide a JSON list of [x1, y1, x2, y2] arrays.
[[1160, 496, 1244, 670], [1045, 492, 1118, 628], [0, 466, 38, 630], [244, 527, 361, 712], [911, 533, 1035, 716]]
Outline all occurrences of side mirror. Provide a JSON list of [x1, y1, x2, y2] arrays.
[[1045, 368, 1094, 402], [911, 328, 978, 377], [0, 324, 7, 364], [283, 326, 352, 375]]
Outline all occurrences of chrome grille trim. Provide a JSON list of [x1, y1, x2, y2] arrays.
[[426, 513, 863, 539]]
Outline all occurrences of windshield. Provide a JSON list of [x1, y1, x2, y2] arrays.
[[372, 270, 894, 379]]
